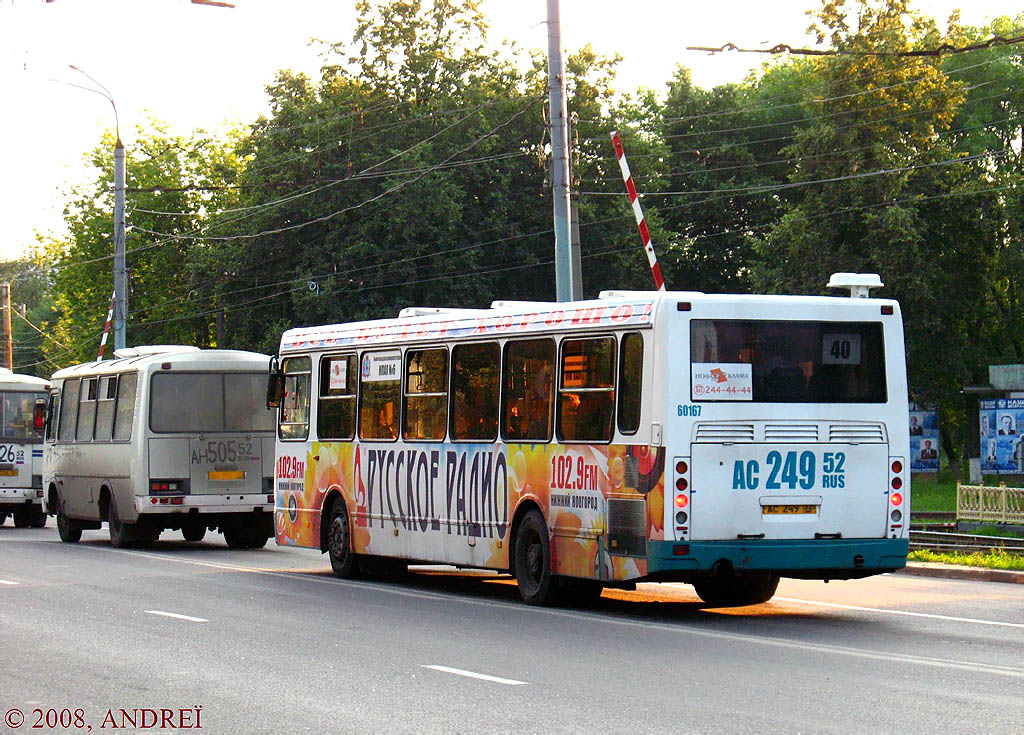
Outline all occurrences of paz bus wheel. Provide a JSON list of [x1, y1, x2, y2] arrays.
[[0, 512, 7, 526], [182, 525, 206, 542], [56, 505, 82, 544], [693, 571, 780, 607], [30, 508, 47, 528], [13, 509, 31, 528], [108, 500, 131, 548], [514, 510, 554, 605], [326, 499, 358, 578]]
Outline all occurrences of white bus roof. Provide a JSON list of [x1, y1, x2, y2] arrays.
[[0, 367, 50, 389], [279, 287, 898, 353], [49, 348, 271, 380]]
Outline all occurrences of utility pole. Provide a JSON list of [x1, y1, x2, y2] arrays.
[[1, 282, 12, 371], [113, 137, 127, 351], [546, 0, 580, 302]]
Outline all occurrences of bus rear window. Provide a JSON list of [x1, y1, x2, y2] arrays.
[[151, 372, 275, 433], [690, 320, 887, 403]]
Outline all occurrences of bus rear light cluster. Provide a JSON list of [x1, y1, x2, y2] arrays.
[[150, 480, 189, 494], [888, 457, 905, 531], [150, 496, 184, 505], [673, 456, 691, 539]]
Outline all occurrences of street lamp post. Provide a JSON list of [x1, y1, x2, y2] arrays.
[[64, 65, 127, 352]]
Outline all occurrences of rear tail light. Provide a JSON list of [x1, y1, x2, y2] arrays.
[[888, 457, 906, 532], [150, 479, 190, 495], [673, 456, 691, 540]]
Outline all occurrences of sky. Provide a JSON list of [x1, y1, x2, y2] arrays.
[[0, 0, 1021, 261]]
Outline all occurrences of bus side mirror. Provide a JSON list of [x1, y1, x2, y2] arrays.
[[267, 373, 285, 410], [34, 398, 46, 431]]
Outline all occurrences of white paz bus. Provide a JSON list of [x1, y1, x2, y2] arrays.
[[0, 368, 50, 528], [45, 347, 276, 548], [268, 273, 909, 606]]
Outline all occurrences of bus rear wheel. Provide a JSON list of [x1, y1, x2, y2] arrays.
[[326, 499, 358, 579], [13, 509, 31, 528], [693, 571, 780, 607], [30, 508, 47, 528], [514, 509, 554, 605], [56, 504, 82, 544], [182, 525, 206, 542]]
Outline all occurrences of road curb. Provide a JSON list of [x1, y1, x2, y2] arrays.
[[898, 562, 1024, 584]]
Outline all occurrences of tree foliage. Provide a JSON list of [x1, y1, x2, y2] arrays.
[[23, 0, 1024, 470]]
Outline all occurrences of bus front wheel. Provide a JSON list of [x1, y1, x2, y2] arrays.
[[326, 499, 358, 579], [693, 571, 780, 607], [514, 510, 555, 605], [56, 504, 82, 544]]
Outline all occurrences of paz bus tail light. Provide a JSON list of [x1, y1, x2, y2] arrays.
[[888, 457, 906, 533], [673, 457, 691, 540]]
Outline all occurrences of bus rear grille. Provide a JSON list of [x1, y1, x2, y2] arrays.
[[764, 423, 819, 442], [828, 424, 886, 443], [695, 424, 755, 442], [607, 498, 646, 557]]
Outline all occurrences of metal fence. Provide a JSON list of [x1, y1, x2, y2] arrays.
[[957, 483, 1024, 524]]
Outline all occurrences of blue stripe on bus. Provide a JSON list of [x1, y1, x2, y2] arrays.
[[647, 538, 909, 575]]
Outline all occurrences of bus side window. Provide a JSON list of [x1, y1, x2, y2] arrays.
[[451, 342, 499, 442], [94, 376, 117, 442], [57, 379, 80, 443], [113, 373, 137, 441], [558, 336, 616, 443], [501, 339, 555, 443], [318, 354, 356, 440], [279, 356, 311, 441], [404, 348, 448, 442], [45, 390, 60, 442], [359, 351, 401, 441], [76, 378, 98, 442], [618, 332, 643, 435]]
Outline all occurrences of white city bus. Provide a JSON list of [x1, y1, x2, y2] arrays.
[[268, 274, 909, 606], [0, 368, 50, 528], [45, 347, 276, 548]]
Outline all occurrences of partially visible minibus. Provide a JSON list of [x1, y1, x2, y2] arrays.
[[268, 274, 909, 606], [0, 368, 50, 528], [44, 346, 276, 548]]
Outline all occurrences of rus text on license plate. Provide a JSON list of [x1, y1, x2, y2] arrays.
[[762, 504, 818, 515]]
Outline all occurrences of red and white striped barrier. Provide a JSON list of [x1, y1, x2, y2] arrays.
[[98, 291, 115, 359], [610, 131, 665, 291]]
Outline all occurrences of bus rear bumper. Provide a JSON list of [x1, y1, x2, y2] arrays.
[[646, 538, 909, 580], [0, 487, 43, 509], [135, 494, 274, 515]]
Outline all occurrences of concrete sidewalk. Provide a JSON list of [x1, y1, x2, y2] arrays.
[[899, 561, 1024, 584]]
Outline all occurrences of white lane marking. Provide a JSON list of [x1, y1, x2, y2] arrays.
[[144, 610, 208, 623], [65, 545, 1024, 679], [774, 596, 1024, 629], [0, 579, 19, 585], [422, 665, 527, 686]]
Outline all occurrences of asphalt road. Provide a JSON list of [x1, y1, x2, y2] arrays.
[[1, 524, 1022, 734]]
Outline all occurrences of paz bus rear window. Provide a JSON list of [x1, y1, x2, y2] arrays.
[[690, 320, 887, 403]]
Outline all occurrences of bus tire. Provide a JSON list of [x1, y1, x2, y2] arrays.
[[108, 499, 133, 548], [13, 509, 31, 528], [326, 499, 358, 579], [182, 525, 206, 542], [30, 508, 47, 528], [246, 534, 269, 549], [0, 512, 7, 526], [693, 571, 780, 607], [56, 504, 82, 544], [514, 509, 554, 605]]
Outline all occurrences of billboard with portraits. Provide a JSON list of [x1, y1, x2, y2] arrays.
[[909, 403, 939, 473], [979, 399, 1024, 475]]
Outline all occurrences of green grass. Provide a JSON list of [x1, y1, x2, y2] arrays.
[[910, 477, 957, 512], [908, 548, 1024, 571]]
